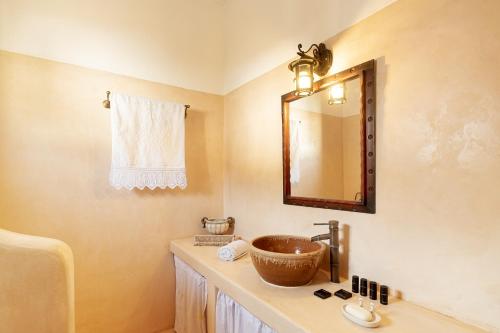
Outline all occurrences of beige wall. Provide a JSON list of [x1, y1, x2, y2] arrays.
[[224, 0, 500, 331], [0, 51, 224, 333]]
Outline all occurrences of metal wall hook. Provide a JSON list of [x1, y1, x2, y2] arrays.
[[102, 91, 111, 108]]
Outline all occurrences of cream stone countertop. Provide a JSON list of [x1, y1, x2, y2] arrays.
[[170, 237, 484, 333]]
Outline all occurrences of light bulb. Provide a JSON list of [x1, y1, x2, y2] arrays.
[[329, 83, 346, 104], [298, 72, 312, 90]]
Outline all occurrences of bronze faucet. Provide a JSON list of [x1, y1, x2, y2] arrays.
[[311, 220, 340, 283]]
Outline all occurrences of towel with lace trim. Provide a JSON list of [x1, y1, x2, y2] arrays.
[[109, 92, 187, 190]]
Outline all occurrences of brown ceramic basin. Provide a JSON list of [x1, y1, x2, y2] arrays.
[[250, 235, 326, 287]]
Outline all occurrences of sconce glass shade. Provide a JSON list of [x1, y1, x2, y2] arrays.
[[290, 58, 315, 96], [288, 43, 333, 96], [328, 83, 346, 104]]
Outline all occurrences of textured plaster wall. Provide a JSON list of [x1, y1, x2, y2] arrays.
[[0, 50, 224, 333], [223, 0, 500, 331]]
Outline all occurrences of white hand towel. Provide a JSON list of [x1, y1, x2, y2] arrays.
[[109, 92, 187, 190], [217, 240, 249, 261]]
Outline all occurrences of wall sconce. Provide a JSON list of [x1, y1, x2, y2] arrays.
[[328, 83, 346, 104], [288, 43, 332, 96]]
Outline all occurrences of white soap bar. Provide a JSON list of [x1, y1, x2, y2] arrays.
[[345, 304, 373, 322]]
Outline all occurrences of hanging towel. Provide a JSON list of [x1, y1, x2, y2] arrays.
[[217, 240, 249, 261], [109, 92, 187, 190], [290, 119, 301, 184]]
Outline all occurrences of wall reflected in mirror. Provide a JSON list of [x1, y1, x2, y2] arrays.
[[288, 77, 362, 202]]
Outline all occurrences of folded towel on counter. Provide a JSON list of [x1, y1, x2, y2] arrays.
[[217, 240, 249, 261], [109, 92, 187, 190]]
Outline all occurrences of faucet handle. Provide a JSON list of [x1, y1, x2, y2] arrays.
[[313, 220, 339, 227]]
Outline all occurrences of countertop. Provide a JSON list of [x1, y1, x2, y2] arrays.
[[170, 237, 484, 333]]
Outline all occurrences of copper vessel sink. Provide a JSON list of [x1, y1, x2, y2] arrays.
[[250, 235, 326, 287]]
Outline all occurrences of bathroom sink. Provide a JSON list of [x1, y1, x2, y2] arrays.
[[250, 235, 326, 287]]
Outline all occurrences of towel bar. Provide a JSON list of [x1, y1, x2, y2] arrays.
[[102, 91, 190, 117]]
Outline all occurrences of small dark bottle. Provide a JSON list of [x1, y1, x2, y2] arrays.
[[352, 275, 359, 293], [360, 278, 368, 296], [369, 281, 377, 300], [380, 285, 389, 305]]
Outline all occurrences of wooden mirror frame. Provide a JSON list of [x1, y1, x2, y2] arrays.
[[282, 60, 376, 213]]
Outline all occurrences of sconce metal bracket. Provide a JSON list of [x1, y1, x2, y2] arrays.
[[296, 43, 332, 76]]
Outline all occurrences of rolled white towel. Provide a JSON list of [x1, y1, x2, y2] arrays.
[[217, 240, 249, 261]]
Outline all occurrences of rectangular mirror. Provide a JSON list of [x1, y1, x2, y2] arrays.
[[282, 60, 376, 213]]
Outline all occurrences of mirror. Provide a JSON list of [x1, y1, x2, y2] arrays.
[[282, 60, 376, 213], [289, 77, 362, 201]]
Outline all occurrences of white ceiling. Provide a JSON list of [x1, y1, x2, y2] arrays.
[[0, 0, 225, 94], [0, 0, 396, 95], [222, 0, 397, 93]]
